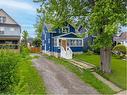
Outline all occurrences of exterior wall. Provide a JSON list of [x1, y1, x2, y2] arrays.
[[69, 24, 75, 33], [83, 36, 94, 51], [70, 47, 83, 52], [0, 26, 20, 36], [0, 9, 17, 24], [121, 40, 127, 47]]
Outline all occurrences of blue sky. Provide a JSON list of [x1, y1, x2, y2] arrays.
[[0, 0, 40, 37], [0, 0, 126, 38]]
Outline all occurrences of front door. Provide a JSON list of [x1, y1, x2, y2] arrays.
[[61, 39, 67, 51]]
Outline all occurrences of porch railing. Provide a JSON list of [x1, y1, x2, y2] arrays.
[[0, 44, 19, 49]]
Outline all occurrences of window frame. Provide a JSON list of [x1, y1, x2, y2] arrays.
[[0, 16, 6, 23]]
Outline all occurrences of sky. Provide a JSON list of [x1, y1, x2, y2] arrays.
[[0, 0, 40, 38], [0, 0, 126, 38]]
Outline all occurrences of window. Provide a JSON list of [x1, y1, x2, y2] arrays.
[[0, 27, 4, 35], [62, 26, 69, 33], [54, 39, 57, 46], [42, 40, 44, 46], [0, 31, 4, 34], [68, 39, 82, 47], [48, 39, 50, 43], [10, 28, 15, 31], [0, 16, 6, 23]]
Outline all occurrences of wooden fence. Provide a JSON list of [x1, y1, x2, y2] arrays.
[[30, 47, 41, 53]]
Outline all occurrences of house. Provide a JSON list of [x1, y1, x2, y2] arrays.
[[42, 23, 84, 59], [0, 9, 21, 50], [113, 32, 127, 47], [77, 25, 94, 51]]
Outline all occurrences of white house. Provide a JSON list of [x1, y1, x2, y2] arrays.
[[113, 32, 127, 47], [0, 9, 21, 50]]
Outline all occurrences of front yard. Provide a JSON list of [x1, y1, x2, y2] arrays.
[[46, 55, 114, 94], [74, 53, 127, 89]]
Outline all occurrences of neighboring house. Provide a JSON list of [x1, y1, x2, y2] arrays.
[[77, 25, 94, 51], [113, 32, 127, 47], [0, 9, 21, 50], [42, 23, 84, 59]]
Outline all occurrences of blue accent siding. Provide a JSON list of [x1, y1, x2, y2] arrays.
[[69, 24, 75, 33], [53, 47, 60, 53], [83, 36, 94, 51], [70, 47, 83, 52]]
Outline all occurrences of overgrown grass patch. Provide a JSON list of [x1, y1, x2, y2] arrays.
[[14, 59, 46, 94], [46, 55, 115, 94], [74, 53, 127, 89], [0, 49, 46, 94]]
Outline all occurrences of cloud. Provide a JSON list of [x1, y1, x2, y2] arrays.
[[0, 0, 35, 11]]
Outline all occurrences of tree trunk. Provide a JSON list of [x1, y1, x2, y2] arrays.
[[100, 47, 112, 73]]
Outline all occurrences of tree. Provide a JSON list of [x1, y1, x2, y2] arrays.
[[34, 16, 44, 40], [22, 30, 29, 47], [34, 0, 127, 73], [32, 38, 42, 47]]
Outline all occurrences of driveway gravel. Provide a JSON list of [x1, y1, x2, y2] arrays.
[[32, 56, 99, 95]]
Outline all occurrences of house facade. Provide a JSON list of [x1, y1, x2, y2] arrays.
[[113, 32, 127, 47], [42, 23, 84, 59], [0, 9, 21, 50]]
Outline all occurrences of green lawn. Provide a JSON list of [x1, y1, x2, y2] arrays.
[[74, 53, 127, 89], [15, 58, 46, 94], [46, 55, 115, 94]]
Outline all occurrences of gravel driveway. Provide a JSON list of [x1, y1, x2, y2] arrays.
[[32, 56, 99, 95]]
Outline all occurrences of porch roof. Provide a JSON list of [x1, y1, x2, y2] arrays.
[[52, 33, 81, 39]]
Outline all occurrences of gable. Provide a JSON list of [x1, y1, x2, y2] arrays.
[[0, 9, 17, 24]]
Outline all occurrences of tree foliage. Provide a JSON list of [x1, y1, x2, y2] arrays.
[[34, 0, 127, 73], [34, 16, 44, 40], [113, 44, 127, 54], [22, 30, 29, 47]]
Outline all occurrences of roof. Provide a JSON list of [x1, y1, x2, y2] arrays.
[[53, 33, 81, 38], [113, 32, 127, 42], [0, 9, 20, 26], [119, 32, 127, 40], [0, 23, 20, 27]]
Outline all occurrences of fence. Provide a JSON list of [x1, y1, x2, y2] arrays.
[[30, 47, 41, 53]]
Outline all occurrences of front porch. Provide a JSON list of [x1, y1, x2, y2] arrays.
[[0, 40, 20, 51]]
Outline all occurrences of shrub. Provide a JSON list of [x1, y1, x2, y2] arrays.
[[20, 46, 30, 58], [112, 44, 127, 58], [86, 50, 94, 55], [113, 44, 127, 54], [0, 50, 20, 93]]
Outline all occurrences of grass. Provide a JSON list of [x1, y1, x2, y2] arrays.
[[46, 55, 115, 94], [14, 58, 46, 94], [0, 48, 46, 94], [74, 53, 127, 89]]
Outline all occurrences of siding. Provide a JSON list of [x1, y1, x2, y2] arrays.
[[0, 26, 20, 36], [0, 9, 17, 24]]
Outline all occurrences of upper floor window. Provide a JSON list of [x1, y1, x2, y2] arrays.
[[0, 31, 4, 34], [10, 28, 15, 31], [62, 26, 69, 33], [0, 16, 6, 23], [0, 27, 4, 34]]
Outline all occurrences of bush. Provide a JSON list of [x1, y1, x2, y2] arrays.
[[0, 50, 20, 93], [112, 44, 127, 58], [86, 50, 94, 55], [113, 44, 126, 54], [20, 46, 30, 58]]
